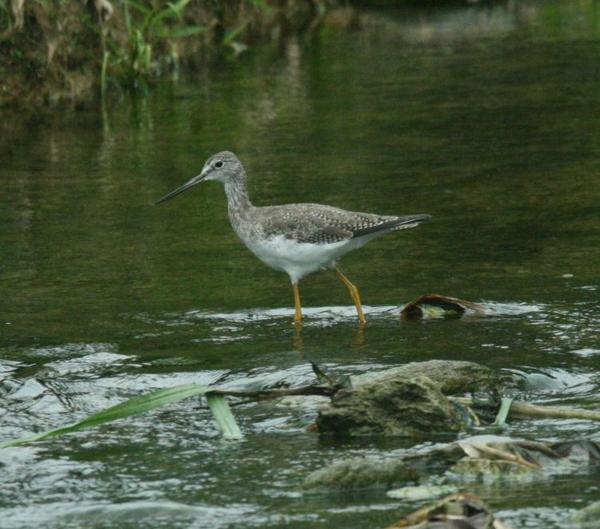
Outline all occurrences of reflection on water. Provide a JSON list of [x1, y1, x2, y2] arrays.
[[1, 1, 600, 528]]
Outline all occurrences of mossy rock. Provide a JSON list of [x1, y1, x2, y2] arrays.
[[317, 375, 468, 437], [450, 457, 536, 479], [351, 360, 501, 396], [303, 456, 418, 491], [571, 501, 600, 525]]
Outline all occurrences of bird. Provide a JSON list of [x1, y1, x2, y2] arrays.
[[156, 151, 430, 324]]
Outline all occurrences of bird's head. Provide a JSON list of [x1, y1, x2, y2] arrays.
[[156, 151, 242, 204]]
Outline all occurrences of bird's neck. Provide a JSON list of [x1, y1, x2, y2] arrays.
[[224, 175, 253, 218]]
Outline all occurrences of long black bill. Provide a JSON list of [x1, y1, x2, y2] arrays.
[[155, 174, 204, 205]]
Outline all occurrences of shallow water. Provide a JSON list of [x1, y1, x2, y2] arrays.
[[1, 1, 600, 527]]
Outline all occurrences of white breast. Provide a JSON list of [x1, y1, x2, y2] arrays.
[[242, 235, 355, 284]]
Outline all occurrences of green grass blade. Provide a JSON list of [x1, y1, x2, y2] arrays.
[[493, 397, 514, 426], [126, 0, 152, 16], [159, 25, 207, 39], [149, 0, 191, 27], [222, 22, 248, 46], [0, 384, 214, 448], [164, 0, 192, 20], [169, 0, 192, 14], [100, 48, 109, 97], [206, 393, 244, 440], [311, 362, 333, 385]]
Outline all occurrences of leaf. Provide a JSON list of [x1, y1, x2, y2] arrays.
[[158, 25, 207, 39], [166, 0, 193, 18], [0, 384, 237, 448], [206, 393, 244, 440], [311, 362, 334, 385], [126, 0, 152, 16], [151, 0, 192, 26], [493, 397, 514, 426], [401, 294, 486, 320], [457, 440, 484, 458], [222, 22, 248, 46], [246, 0, 267, 8]]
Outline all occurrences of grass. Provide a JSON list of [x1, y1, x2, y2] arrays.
[[0, 0, 307, 105], [104, 0, 209, 90], [0, 384, 243, 448]]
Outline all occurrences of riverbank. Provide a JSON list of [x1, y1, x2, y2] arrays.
[[0, 0, 328, 108]]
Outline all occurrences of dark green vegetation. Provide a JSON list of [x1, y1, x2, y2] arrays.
[[1, 1, 600, 528], [0, 0, 321, 106]]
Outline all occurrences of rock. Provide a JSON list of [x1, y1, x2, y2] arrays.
[[387, 484, 457, 501], [448, 436, 600, 481], [450, 457, 535, 479], [550, 440, 600, 462], [351, 360, 498, 396], [303, 456, 418, 491], [571, 501, 600, 525], [303, 435, 600, 494], [317, 375, 468, 437]]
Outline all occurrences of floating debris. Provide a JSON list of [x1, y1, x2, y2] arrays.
[[400, 294, 486, 320], [384, 493, 513, 529]]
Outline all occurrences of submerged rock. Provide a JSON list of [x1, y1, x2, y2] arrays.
[[317, 375, 468, 437], [551, 440, 600, 462], [450, 436, 600, 481], [571, 501, 600, 525], [303, 456, 418, 491], [315, 360, 500, 438], [386, 484, 457, 501], [303, 436, 600, 493], [450, 457, 535, 479]]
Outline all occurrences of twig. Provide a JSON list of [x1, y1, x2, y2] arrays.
[[463, 404, 481, 426], [449, 396, 600, 422], [212, 385, 336, 401], [512, 440, 561, 458], [468, 443, 539, 469]]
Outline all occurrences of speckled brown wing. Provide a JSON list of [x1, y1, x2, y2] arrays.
[[258, 205, 354, 244], [258, 204, 429, 245]]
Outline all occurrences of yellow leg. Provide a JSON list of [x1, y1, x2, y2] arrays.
[[292, 283, 302, 323], [293, 322, 304, 351], [335, 267, 366, 324]]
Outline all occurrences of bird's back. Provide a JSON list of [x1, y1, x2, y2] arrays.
[[245, 203, 430, 245]]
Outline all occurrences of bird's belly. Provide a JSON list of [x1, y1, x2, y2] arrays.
[[243, 235, 349, 283]]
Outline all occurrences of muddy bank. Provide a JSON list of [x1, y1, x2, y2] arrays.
[[0, 0, 322, 108]]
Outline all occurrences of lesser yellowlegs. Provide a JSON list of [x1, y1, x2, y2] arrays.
[[156, 151, 430, 324]]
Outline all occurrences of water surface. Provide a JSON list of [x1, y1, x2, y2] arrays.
[[1, 1, 599, 527]]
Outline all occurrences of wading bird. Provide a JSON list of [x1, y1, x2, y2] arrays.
[[156, 151, 430, 324]]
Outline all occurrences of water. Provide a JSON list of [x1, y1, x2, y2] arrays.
[[1, 1, 600, 527]]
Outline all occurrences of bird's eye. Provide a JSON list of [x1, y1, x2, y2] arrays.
[[214, 161, 224, 169]]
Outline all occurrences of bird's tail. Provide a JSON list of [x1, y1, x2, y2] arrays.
[[351, 214, 430, 238], [390, 213, 432, 231]]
